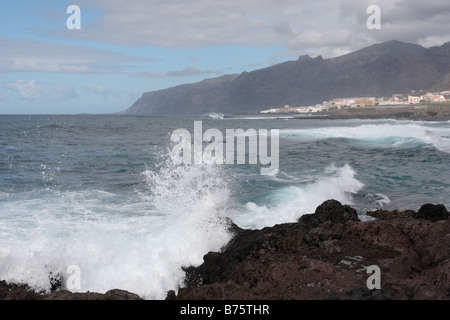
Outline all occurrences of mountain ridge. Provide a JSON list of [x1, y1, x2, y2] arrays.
[[122, 40, 450, 115]]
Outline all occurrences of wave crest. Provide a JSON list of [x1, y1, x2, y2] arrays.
[[234, 164, 365, 229]]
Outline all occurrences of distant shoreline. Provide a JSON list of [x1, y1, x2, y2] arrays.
[[249, 105, 450, 121]]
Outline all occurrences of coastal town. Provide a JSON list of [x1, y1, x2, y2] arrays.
[[260, 90, 450, 114]]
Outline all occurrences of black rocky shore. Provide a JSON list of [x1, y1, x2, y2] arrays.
[[290, 105, 450, 122], [1, 200, 449, 300]]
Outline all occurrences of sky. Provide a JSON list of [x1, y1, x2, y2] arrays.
[[0, 0, 449, 114]]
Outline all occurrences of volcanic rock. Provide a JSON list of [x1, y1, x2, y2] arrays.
[[416, 203, 449, 222], [2, 200, 449, 300], [366, 209, 416, 220], [170, 200, 450, 300], [298, 199, 360, 228], [0, 280, 142, 300]]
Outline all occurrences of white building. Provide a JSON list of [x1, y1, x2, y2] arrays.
[[408, 95, 421, 104], [421, 93, 447, 103]]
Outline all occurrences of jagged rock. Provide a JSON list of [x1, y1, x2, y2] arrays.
[[366, 209, 416, 220], [367, 204, 449, 222], [43, 289, 142, 300], [2, 200, 450, 300], [416, 203, 449, 222], [299, 199, 359, 227], [348, 287, 392, 300], [166, 290, 177, 300], [0, 281, 41, 300], [0, 280, 142, 300], [171, 200, 450, 300], [314, 199, 360, 223]]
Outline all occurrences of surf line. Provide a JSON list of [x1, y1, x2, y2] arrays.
[[170, 121, 279, 176]]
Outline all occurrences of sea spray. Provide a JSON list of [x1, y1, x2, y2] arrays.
[[139, 147, 235, 297], [169, 121, 280, 175], [143, 149, 234, 260], [0, 148, 234, 299], [280, 122, 450, 153], [234, 164, 365, 229]]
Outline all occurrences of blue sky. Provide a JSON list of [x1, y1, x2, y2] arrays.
[[1, 0, 449, 114]]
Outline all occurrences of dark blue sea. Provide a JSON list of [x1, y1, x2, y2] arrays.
[[0, 114, 449, 298]]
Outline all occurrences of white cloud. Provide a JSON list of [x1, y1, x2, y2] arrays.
[[287, 29, 353, 52], [338, 0, 450, 47], [418, 35, 450, 48], [137, 66, 222, 78], [74, 0, 344, 50], [66, 0, 450, 58], [83, 84, 139, 100], [0, 38, 135, 74], [3, 80, 77, 103]]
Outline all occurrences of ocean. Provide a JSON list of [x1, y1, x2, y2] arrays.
[[0, 114, 449, 299]]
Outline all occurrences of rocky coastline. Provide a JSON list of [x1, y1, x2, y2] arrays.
[[1, 200, 449, 300], [290, 105, 450, 121]]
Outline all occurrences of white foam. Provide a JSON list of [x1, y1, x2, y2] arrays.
[[281, 122, 450, 153], [227, 116, 295, 120], [202, 113, 225, 120], [0, 154, 233, 299], [234, 164, 365, 229], [374, 193, 391, 206]]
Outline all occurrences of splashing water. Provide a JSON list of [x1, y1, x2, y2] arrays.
[[0, 148, 234, 299], [235, 164, 365, 229]]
